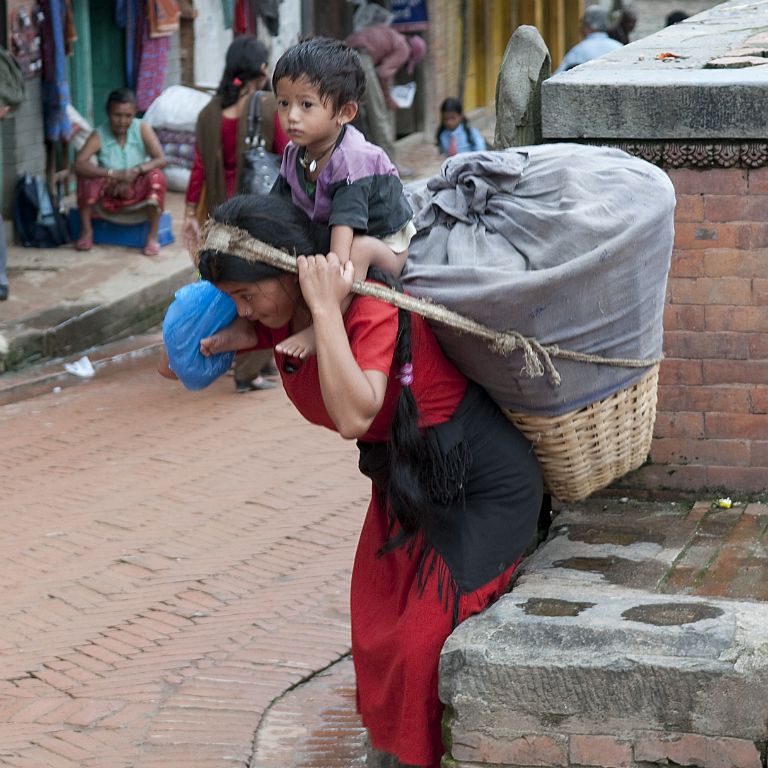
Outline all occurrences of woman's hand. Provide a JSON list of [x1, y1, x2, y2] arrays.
[[111, 180, 131, 199], [124, 166, 140, 184], [297, 252, 354, 317], [181, 215, 200, 255]]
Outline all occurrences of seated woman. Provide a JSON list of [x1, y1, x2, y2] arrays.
[[159, 194, 543, 768], [73, 88, 168, 256]]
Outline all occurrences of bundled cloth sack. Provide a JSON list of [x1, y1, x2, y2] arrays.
[[144, 85, 213, 192], [401, 144, 675, 416], [162, 280, 237, 391]]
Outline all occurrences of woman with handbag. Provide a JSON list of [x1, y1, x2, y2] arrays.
[[182, 35, 288, 392]]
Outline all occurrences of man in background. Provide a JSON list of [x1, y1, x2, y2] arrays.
[[345, 22, 426, 168], [554, 5, 623, 73]]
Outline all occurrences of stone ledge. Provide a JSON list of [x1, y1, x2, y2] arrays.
[[440, 499, 768, 767], [542, 1, 768, 141]]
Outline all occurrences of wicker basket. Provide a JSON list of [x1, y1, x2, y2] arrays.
[[503, 364, 659, 503]]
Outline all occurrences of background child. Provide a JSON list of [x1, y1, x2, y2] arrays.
[[270, 37, 415, 359], [436, 97, 487, 156]]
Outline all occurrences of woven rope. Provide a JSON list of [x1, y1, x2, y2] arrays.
[[199, 220, 662, 385]]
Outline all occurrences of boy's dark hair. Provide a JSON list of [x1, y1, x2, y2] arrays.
[[272, 37, 366, 113], [218, 36, 270, 109], [436, 96, 479, 151], [106, 88, 136, 112]]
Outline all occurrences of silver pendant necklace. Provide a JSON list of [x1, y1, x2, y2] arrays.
[[299, 144, 333, 174]]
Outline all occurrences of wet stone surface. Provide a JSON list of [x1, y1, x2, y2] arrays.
[[522, 598, 596, 617], [621, 602, 724, 626]]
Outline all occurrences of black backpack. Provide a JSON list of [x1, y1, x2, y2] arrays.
[[12, 173, 69, 248]]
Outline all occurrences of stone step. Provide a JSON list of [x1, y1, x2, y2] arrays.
[[440, 498, 768, 768]]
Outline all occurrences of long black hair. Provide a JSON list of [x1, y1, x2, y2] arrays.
[[436, 97, 479, 151], [218, 36, 270, 109], [198, 194, 434, 539]]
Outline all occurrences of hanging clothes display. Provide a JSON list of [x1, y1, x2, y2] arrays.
[[115, 0, 138, 90], [234, 0, 279, 36], [148, 0, 181, 37], [221, 0, 235, 29], [256, 0, 279, 35], [136, 0, 172, 111], [40, 0, 72, 141], [234, 0, 257, 35]]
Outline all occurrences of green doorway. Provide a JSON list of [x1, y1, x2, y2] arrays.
[[88, 0, 126, 124]]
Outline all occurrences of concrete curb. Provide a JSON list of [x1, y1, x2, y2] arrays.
[[0, 332, 164, 406], [0, 262, 193, 373]]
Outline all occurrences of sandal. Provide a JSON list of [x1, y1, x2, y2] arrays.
[[142, 239, 161, 256], [75, 236, 93, 251]]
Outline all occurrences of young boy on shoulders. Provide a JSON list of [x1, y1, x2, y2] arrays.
[[269, 37, 415, 359]]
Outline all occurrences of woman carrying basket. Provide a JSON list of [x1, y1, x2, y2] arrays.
[[160, 194, 543, 768]]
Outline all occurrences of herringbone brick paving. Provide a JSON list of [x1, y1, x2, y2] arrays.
[[1, 357, 369, 767]]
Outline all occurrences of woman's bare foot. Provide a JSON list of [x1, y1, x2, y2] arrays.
[[275, 325, 316, 359], [200, 317, 258, 357]]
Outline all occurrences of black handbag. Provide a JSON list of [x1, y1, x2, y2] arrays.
[[239, 91, 282, 196]]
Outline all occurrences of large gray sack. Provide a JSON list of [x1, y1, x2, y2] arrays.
[[401, 144, 675, 416]]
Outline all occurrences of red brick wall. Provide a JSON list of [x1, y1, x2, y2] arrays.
[[623, 166, 768, 496]]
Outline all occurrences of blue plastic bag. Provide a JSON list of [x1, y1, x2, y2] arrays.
[[162, 280, 238, 391]]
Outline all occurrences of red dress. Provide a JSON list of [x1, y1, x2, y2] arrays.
[[252, 295, 532, 767]]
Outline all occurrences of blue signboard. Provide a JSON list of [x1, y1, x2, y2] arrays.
[[391, 0, 429, 32]]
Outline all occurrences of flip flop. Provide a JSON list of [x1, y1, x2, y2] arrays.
[[142, 239, 161, 256], [75, 236, 93, 251]]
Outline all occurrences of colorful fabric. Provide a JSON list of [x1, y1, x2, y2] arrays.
[[76, 167, 166, 213], [234, 0, 257, 34], [276, 124, 412, 238], [148, 0, 181, 37], [122, 0, 141, 89], [136, 5, 171, 112], [220, 0, 234, 28], [96, 119, 148, 169], [40, 0, 72, 142]]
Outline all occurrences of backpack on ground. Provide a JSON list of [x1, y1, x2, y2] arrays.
[[12, 173, 69, 248]]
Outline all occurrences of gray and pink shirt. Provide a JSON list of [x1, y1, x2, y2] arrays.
[[273, 124, 412, 239]]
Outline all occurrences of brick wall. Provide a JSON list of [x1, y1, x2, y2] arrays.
[[450, 730, 764, 768], [619, 165, 768, 497]]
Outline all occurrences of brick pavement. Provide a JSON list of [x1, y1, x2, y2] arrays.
[[0, 356, 369, 767]]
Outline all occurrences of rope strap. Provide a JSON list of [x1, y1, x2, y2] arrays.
[[199, 221, 662, 386]]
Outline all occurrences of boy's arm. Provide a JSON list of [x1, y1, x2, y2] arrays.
[[330, 224, 370, 284], [329, 224, 354, 265]]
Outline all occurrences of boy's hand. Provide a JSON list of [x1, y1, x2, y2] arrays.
[[200, 317, 259, 356], [297, 252, 354, 315]]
